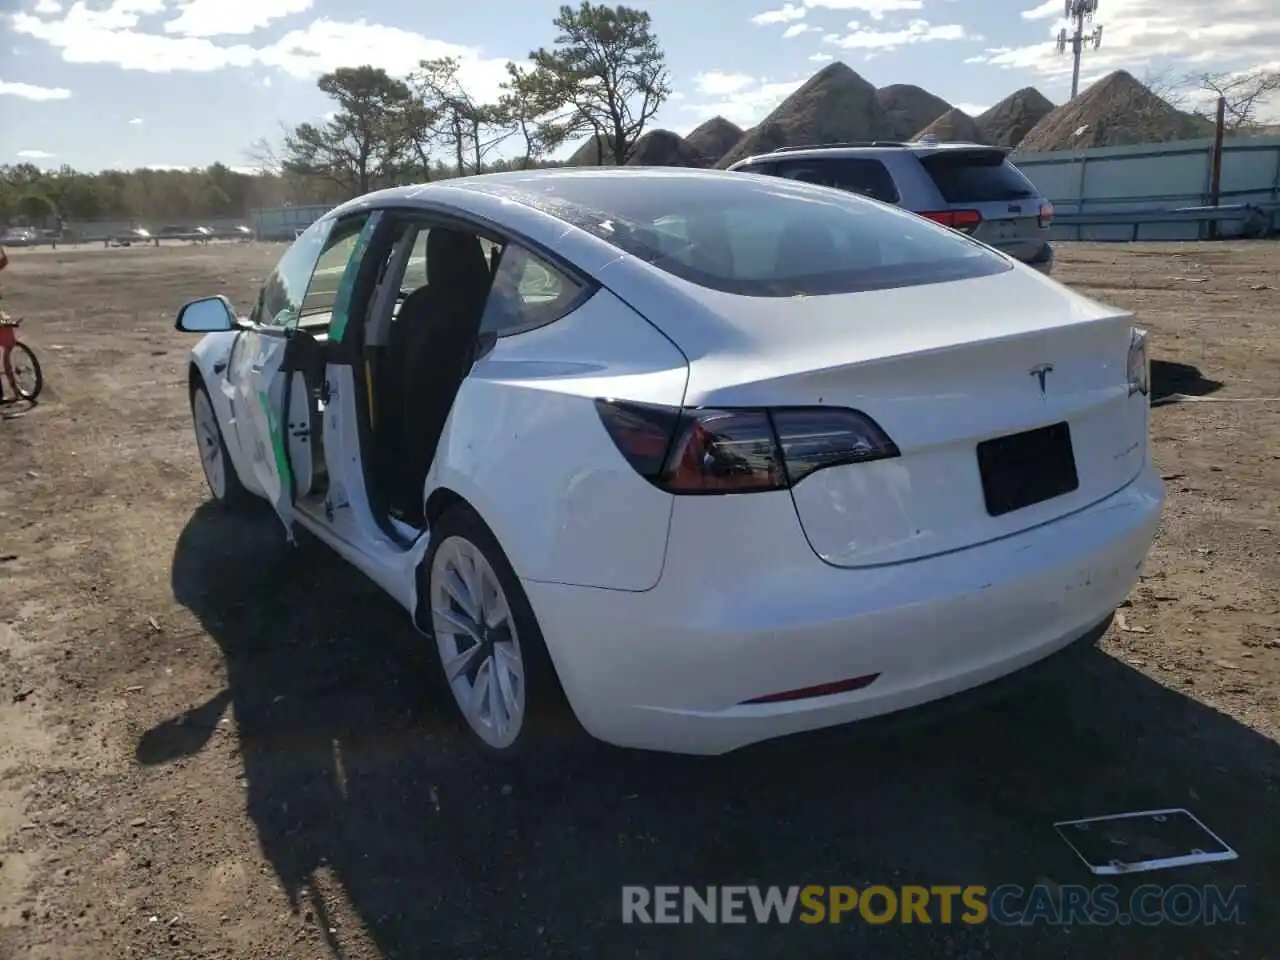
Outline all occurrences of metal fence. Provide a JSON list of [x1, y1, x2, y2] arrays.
[[1013, 135, 1280, 241]]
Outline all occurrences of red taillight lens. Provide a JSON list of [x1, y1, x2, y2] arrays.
[[920, 209, 982, 233], [594, 400, 900, 495], [1038, 202, 1054, 228]]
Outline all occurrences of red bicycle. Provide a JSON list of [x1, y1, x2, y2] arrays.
[[0, 313, 43, 403]]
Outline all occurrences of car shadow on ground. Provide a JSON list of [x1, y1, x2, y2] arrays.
[[1150, 360, 1224, 403], [144, 504, 1280, 959]]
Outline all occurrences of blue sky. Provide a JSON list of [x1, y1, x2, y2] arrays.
[[2, 0, 1278, 172]]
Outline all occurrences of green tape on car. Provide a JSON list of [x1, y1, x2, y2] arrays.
[[328, 212, 382, 344]]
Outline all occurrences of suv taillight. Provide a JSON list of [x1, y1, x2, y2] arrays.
[[594, 400, 900, 494], [919, 209, 982, 233], [1038, 202, 1054, 228]]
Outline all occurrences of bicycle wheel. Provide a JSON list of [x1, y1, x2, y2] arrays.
[[8, 341, 43, 401]]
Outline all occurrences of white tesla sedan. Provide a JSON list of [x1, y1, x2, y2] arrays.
[[176, 168, 1163, 759]]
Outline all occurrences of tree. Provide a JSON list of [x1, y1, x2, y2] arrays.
[[1140, 66, 1189, 110], [1188, 68, 1280, 131], [499, 63, 575, 169], [411, 57, 511, 177], [281, 66, 414, 197], [531, 2, 670, 165]]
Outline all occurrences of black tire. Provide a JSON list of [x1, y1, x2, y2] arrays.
[[190, 379, 251, 509], [418, 504, 585, 762], [9, 341, 42, 401]]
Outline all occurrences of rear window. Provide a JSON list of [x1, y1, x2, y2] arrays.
[[919, 150, 1039, 203], [480, 173, 1009, 298], [773, 158, 900, 204]]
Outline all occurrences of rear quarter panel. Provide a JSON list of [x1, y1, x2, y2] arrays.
[[426, 288, 689, 592]]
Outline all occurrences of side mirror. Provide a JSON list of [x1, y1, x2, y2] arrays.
[[175, 296, 237, 333]]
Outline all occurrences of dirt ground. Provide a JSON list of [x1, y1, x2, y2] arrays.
[[0, 240, 1277, 959]]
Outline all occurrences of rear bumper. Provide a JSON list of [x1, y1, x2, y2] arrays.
[[525, 464, 1163, 755]]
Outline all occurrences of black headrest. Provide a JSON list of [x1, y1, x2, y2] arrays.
[[426, 228, 492, 292]]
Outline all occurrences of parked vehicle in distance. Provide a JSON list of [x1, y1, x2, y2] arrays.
[[158, 225, 214, 241], [108, 227, 153, 247], [727, 140, 1056, 275], [1, 227, 39, 247], [175, 168, 1160, 760]]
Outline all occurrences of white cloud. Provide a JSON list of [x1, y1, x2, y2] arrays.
[[825, 18, 968, 50], [751, 3, 806, 25], [804, 0, 924, 19], [33, 0, 63, 13], [953, 102, 990, 115], [809, 52, 834, 61], [681, 74, 807, 128], [11, 3, 513, 99], [985, 0, 1280, 107], [17, 149, 56, 159], [0, 77, 72, 100], [693, 71, 757, 97], [162, 0, 313, 38], [783, 23, 819, 37], [128, 116, 144, 124], [1021, 0, 1062, 19]]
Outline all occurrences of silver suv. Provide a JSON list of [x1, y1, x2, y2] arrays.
[[727, 140, 1055, 275]]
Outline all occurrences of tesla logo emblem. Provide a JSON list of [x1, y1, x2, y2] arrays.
[[1029, 363, 1054, 395]]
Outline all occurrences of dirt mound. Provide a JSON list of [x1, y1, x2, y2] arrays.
[[625, 129, 705, 167], [567, 133, 616, 166], [716, 62, 895, 167], [977, 87, 1055, 148], [1017, 70, 1214, 152], [913, 108, 989, 143], [683, 116, 744, 166], [876, 84, 952, 140]]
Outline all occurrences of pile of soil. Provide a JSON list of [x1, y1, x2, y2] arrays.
[[876, 84, 952, 141], [625, 129, 705, 167], [977, 87, 1055, 148], [566, 133, 616, 166], [1018, 70, 1214, 152], [913, 107, 989, 143], [716, 62, 895, 167], [684, 115, 745, 167]]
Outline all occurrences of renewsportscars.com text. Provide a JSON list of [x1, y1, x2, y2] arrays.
[[621, 884, 1247, 926]]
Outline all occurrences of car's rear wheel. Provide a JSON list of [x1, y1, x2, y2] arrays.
[[191, 379, 249, 509], [423, 505, 579, 760]]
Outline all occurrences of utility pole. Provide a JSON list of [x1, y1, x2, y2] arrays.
[[1057, 0, 1103, 99]]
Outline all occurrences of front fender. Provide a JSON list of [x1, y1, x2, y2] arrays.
[[189, 331, 261, 497]]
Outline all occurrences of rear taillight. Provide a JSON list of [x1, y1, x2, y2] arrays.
[[594, 400, 900, 494], [919, 209, 982, 233], [1038, 202, 1054, 228]]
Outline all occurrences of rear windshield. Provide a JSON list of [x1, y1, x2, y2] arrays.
[[919, 150, 1039, 203], [481, 173, 1010, 297]]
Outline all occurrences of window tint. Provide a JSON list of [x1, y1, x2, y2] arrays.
[[300, 219, 368, 320], [254, 216, 335, 327], [919, 150, 1038, 203], [401, 229, 502, 292], [774, 158, 900, 203], [482, 173, 1009, 297], [479, 244, 583, 336]]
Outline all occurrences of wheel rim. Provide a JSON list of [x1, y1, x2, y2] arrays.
[[11, 345, 39, 399], [192, 389, 227, 499], [430, 536, 525, 749]]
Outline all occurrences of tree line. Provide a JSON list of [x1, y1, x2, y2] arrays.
[[1, 2, 668, 226]]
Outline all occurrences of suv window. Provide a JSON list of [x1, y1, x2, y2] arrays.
[[498, 174, 1008, 297], [480, 244, 583, 336], [919, 150, 1038, 203], [773, 158, 900, 204]]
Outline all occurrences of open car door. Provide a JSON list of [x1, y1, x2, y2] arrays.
[[240, 326, 321, 537], [232, 212, 371, 537]]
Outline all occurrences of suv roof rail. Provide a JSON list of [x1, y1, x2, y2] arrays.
[[768, 141, 907, 153]]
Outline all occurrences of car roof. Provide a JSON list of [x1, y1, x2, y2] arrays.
[[732, 141, 1011, 165]]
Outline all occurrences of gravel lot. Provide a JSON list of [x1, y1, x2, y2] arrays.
[[1, 240, 1277, 959]]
